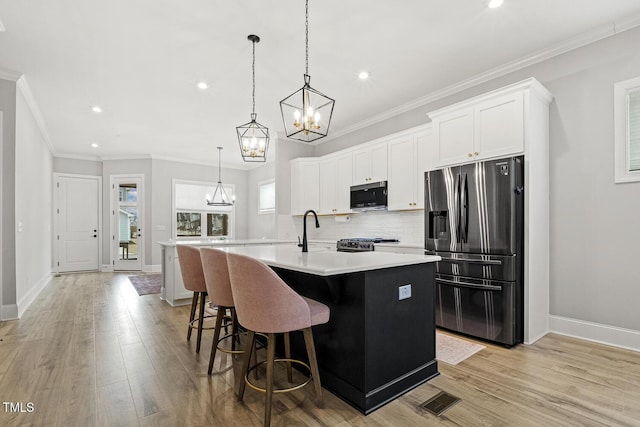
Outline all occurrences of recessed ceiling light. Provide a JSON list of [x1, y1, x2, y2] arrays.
[[197, 81, 209, 90], [91, 143, 99, 148], [488, 0, 504, 8], [358, 71, 370, 80], [91, 105, 102, 113]]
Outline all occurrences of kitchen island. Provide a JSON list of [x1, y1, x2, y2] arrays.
[[222, 244, 441, 414]]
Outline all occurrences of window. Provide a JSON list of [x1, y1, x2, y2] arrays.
[[258, 180, 276, 214], [174, 181, 234, 239], [614, 76, 640, 183]]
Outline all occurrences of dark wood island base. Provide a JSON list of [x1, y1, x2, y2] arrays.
[[273, 262, 439, 414]]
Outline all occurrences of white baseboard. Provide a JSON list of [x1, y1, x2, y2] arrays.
[[16, 272, 53, 318], [102, 264, 114, 272], [1, 304, 19, 321], [143, 264, 161, 273], [549, 315, 640, 353]]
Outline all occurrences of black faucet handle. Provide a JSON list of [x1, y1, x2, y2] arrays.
[[297, 236, 303, 247]]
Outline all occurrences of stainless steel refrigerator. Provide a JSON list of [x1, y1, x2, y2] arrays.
[[425, 155, 524, 346]]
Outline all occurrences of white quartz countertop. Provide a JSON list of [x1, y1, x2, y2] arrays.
[[157, 239, 294, 247], [221, 244, 440, 276]]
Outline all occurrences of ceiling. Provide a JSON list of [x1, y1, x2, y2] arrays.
[[1, 0, 640, 169]]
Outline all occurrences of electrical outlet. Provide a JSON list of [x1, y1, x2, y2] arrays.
[[399, 284, 412, 300]]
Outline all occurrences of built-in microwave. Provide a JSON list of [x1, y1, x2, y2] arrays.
[[350, 181, 388, 211]]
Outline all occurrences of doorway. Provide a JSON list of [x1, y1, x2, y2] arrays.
[[54, 174, 102, 272], [111, 175, 144, 271]]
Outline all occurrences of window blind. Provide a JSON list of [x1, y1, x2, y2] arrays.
[[629, 90, 640, 171]]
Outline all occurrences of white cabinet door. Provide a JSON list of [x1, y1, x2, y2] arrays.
[[434, 109, 474, 166], [387, 136, 416, 211], [319, 157, 338, 215], [475, 91, 524, 159], [369, 142, 388, 182], [319, 153, 352, 214], [387, 127, 432, 211], [352, 142, 388, 185], [352, 148, 371, 185], [291, 158, 319, 215], [335, 153, 353, 214]]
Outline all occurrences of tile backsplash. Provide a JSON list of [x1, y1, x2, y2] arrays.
[[277, 210, 425, 246]]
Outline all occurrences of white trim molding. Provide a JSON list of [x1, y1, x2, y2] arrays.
[[1, 304, 18, 321], [550, 315, 640, 353], [143, 264, 162, 273], [17, 272, 52, 318], [614, 76, 640, 183]]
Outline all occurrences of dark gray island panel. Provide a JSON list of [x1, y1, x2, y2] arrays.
[[273, 262, 438, 414]]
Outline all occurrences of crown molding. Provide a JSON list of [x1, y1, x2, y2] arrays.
[[0, 67, 21, 81], [16, 76, 56, 154], [54, 152, 101, 162], [320, 14, 640, 144]]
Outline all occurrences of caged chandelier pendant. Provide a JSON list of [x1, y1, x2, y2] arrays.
[[237, 34, 269, 162], [207, 147, 235, 206], [279, 0, 334, 143]]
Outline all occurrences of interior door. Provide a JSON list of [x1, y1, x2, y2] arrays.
[[56, 175, 100, 272], [112, 176, 143, 271]]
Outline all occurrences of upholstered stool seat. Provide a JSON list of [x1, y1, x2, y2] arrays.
[[176, 245, 212, 353], [226, 252, 330, 427]]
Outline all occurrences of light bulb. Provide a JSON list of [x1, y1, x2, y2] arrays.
[[314, 112, 320, 123], [294, 110, 301, 120], [488, 0, 503, 8], [307, 106, 314, 118], [251, 137, 257, 148]]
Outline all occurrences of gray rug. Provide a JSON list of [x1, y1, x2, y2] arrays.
[[128, 274, 162, 296], [436, 332, 485, 365]]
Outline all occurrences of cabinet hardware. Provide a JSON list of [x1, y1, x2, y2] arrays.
[[467, 153, 472, 157], [474, 151, 479, 156]]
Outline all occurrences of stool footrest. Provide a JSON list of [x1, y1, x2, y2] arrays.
[[245, 359, 312, 394]]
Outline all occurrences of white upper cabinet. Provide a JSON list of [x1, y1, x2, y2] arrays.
[[387, 126, 433, 211], [290, 158, 319, 215], [430, 84, 527, 167], [352, 141, 388, 185], [319, 153, 353, 215]]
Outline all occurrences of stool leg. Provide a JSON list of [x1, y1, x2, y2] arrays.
[[238, 330, 255, 401], [231, 308, 238, 352], [284, 332, 292, 383], [208, 306, 226, 375], [196, 292, 206, 353], [264, 333, 276, 427], [303, 328, 323, 407], [187, 292, 198, 341]]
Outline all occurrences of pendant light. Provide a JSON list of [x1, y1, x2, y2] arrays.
[[280, 0, 334, 143], [237, 34, 270, 162], [206, 147, 235, 206]]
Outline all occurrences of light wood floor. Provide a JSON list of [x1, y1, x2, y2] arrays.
[[1, 272, 639, 426]]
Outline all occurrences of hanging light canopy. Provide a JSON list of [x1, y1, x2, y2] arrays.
[[280, 0, 334, 143], [206, 147, 235, 206], [237, 34, 270, 162]]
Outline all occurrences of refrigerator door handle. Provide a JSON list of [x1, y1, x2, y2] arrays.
[[438, 257, 502, 265], [455, 174, 461, 243], [436, 277, 502, 291], [461, 173, 469, 243]]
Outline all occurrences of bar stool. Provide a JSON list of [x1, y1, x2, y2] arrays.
[[226, 252, 330, 427], [200, 247, 245, 375], [176, 245, 210, 353]]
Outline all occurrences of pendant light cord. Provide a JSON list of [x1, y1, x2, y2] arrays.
[[252, 38, 256, 115], [217, 147, 223, 182], [305, 0, 309, 76]]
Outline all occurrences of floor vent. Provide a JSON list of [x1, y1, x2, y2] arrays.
[[419, 391, 460, 416]]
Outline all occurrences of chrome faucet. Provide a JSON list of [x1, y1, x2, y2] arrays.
[[301, 209, 320, 253]]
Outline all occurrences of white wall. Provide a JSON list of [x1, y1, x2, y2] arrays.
[[15, 85, 53, 316], [246, 160, 277, 239], [303, 26, 640, 347], [53, 157, 102, 176], [0, 78, 17, 319]]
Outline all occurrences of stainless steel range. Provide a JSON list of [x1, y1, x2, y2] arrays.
[[336, 238, 399, 252]]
